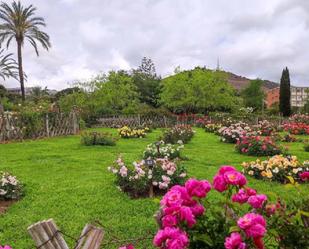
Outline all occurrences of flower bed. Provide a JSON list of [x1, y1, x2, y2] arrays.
[[118, 126, 148, 138], [236, 136, 285, 156], [242, 155, 309, 183], [161, 125, 195, 144], [283, 122, 309, 135], [81, 131, 117, 146], [0, 172, 23, 201], [289, 114, 309, 124], [218, 122, 252, 143], [108, 157, 187, 197], [143, 141, 184, 160], [204, 123, 222, 133]]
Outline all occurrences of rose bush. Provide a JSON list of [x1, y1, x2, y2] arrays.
[[143, 141, 184, 160], [218, 122, 253, 143], [118, 126, 149, 138], [161, 125, 195, 144], [253, 120, 276, 136], [205, 123, 222, 133], [0, 172, 23, 200], [152, 166, 273, 249], [283, 122, 309, 135], [108, 157, 187, 197], [242, 155, 309, 183], [235, 136, 285, 156]]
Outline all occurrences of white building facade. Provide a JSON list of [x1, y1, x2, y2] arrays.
[[291, 86, 309, 107]]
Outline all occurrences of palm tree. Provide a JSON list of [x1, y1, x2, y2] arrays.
[[0, 1, 51, 101], [0, 48, 18, 80]]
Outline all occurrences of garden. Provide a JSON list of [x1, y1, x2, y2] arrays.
[[0, 115, 309, 249]]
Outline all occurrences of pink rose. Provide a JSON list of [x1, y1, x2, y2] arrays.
[[300, 171, 309, 181], [224, 232, 246, 249], [232, 189, 249, 204], [162, 215, 178, 228], [153, 227, 189, 248], [161, 188, 183, 207], [247, 194, 267, 209], [213, 174, 228, 192], [223, 171, 247, 187], [237, 213, 266, 238], [185, 179, 211, 198]]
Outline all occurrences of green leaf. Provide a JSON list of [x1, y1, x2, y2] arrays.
[[229, 226, 240, 233]]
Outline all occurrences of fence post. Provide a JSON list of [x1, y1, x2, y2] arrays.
[[138, 114, 141, 127], [72, 111, 79, 134], [163, 116, 167, 128], [45, 114, 50, 137]]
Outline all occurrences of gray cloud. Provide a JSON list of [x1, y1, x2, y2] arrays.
[[2, 0, 309, 89]]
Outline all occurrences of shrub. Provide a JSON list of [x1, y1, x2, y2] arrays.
[[194, 116, 208, 128], [253, 120, 276, 136], [242, 155, 309, 183], [0, 172, 23, 200], [108, 157, 187, 197], [143, 141, 184, 160], [289, 114, 309, 124], [204, 123, 222, 133], [283, 122, 309, 135], [152, 166, 273, 249], [161, 125, 195, 144], [236, 136, 285, 156], [81, 131, 117, 146], [218, 122, 252, 143], [281, 134, 298, 142], [118, 126, 147, 138]]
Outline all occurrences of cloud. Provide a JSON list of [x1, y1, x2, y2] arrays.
[[2, 0, 309, 89]]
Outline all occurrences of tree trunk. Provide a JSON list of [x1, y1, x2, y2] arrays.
[[17, 41, 25, 101]]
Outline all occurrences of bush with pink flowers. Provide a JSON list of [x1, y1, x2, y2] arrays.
[[108, 157, 187, 198], [253, 120, 276, 136], [235, 136, 285, 156], [283, 122, 309, 135], [218, 122, 253, 143], [152, 166, 274, 249]]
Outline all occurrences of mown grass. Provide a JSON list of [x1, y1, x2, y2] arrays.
[[0, 128, 308, 248]]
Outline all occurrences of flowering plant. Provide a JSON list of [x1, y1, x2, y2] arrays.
[[289, 114, 309, 124], [194, 116, 208, 128], [218, 122, 252, 143], [253, 120, 275, 136], [0, 246, 12, 249], [283, 122, 309, 135], [143, 141, 184, 160], [108, 157, 187, 197], [235, 136, 285, 156], [118, 126, 148, 138], [242, 155, 309, 183], [81, 131, 117, 146], [0, 172, 23, 200], [204, 123, 222, 133], [162, 125, 195, 144], [152, 166, 272, 249]]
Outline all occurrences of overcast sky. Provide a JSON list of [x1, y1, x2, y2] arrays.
[[2, 0, 309, 89]]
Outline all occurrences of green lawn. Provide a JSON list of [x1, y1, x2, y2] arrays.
[[0, 128, 308, 248]]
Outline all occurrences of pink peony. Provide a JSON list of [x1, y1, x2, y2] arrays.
[[300, 171, 309, 181], [213, 174, 228, 192], [162, 215, 178, 228], [179, 206, 196, 228], [185, 179, 211, 198], [237, 213, 266, 238], [153, 227, 189, 248], [232, 189, 249, 204], [247, 194, 267, 209], [224, 232, 246, 249], [0, 247, 12, 249], [161, 187, 184, 207], [223, 171, 247, 187], [219, 165, 237, 175], [190, 203, 205, 216]]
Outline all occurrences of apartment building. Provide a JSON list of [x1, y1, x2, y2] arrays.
[[291, 86, 309, 107]]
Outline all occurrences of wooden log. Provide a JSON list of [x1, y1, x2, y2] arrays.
[[74, 224, 104, 249]]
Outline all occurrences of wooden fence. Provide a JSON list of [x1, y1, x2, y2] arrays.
[[0, 111, 79, 143], [95, 114, 286, 128]]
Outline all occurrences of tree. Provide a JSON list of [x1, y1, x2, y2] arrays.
[[0, 1, 51, 101], [161, 68, 239, 113], [279, 67, 291, 116], [0, 48, 18, 80], [132, 57, 161, 107], [241, 79, 265, 111], [29, 86, 50, 104]]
